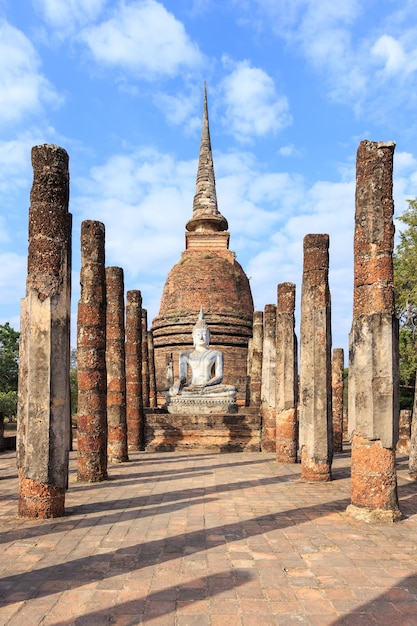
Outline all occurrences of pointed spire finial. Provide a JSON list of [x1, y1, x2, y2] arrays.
[[186, 83, 228, 233]]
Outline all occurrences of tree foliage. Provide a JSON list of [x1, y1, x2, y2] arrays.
[[0, 391, 17, 420], [0, 323, 19, 393], [394, 199, 417, 400]]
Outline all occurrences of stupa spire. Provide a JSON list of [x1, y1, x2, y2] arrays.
[[186, 82, 228, 233]]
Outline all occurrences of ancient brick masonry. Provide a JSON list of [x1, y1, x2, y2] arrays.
[[77, 221, 108, 482], [347, 140, 401, 522], [261, 305, 276, 451], [17, 144, 71, 518], [276, 283, 298, 463], [106, 267, 128, 464], [299, 234, 333, 481], [126, 290, 143, 450], [332, 348, 344, 453]]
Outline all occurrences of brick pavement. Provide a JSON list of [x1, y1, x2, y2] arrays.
[[0, 447, 416, 625]]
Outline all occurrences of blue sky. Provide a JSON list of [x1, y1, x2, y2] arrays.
[[2, 0, 417, 357]]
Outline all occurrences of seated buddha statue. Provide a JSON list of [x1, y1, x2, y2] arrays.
[[169, 309, 236, 399]]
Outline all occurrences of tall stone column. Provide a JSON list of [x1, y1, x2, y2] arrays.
[[276, 283, 298, 463], [249, 311, 263, 407], [126, 290, 143, 450], [347, 140, 401, 522], [299, 234, 333, 481], [332, 348, 344, 453], [148, 331, 158, 408], [106, 267, 128, 463], [261, 304, 277, 451], [142, 309, 150, 408], [17, 144, 71, 518], [77, 221, 108, 482]]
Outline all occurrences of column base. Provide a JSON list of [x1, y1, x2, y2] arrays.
[[18, 473, 65, 518], [346, 503, 402, 524]]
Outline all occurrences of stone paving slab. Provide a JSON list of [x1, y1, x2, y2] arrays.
[[0, 448, 416, 625]]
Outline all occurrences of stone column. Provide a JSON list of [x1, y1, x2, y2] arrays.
[[299, 234, 333, 482], [0, 412, 4, 452], [17, 144, 71, 517], [249, 311, 263, 407], [77, 221, 108, 483], [142, 309, 150, 409], [332, 348, 344, 453], [397, 410, 411, 455], [106, 267, 128, 464], [126, 290, 143, 450], [347, 139, 401, 522], [148, 331, 158, 408], [276, 282, 298, 463], [261, 304, 277, 451], [410, 405, 417, 479]]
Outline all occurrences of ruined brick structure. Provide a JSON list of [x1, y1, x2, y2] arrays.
[[17, 144, 71, 517], [299, 234, 333, 481], [332, 348, 344, 453], [275, 282, 298, 463], [77, 221, 108, 482], [125, 290, 144, 450], [151, 85, 253, 406], [347, 140, 401, 522], [106, 266, 128, 463]]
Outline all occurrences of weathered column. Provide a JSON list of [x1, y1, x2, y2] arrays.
[[142, 309, 150, 409], [126, 290, 143, 450], [249, 311, 263, 407], [148, 331, 158, 408], [347, 140, 401, 522], [299, 234, 333, 481], [332, 348, 344, 453], [397, 409, 411, 455], [261, 305, 277, 451], [106, 267, 128, 463], [410, 399, 417, 479], [276, 283, 298, 463], [0, 412, 4, 452], [77, 221, 108, 482], [17, 144, 71, 517]]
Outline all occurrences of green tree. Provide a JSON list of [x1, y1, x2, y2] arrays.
[[0, 323, 19, 393], [394, 199, 417, 407]]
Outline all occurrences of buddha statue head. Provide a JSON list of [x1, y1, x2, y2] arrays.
[[192, 308, 210, 348]]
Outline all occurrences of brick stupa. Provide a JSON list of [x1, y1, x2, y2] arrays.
[[151, 85, 254, 404]]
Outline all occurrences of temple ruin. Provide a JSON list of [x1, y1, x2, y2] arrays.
[[12, 89, 412, 527]]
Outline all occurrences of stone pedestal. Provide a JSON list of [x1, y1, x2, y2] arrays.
[[165, 396, 238, 415], [145, 410, 260, 452]]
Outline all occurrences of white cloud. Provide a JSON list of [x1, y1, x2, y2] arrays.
[[34, 0, 106, 36], [0, 20, 62, 125], [0, 252, 27, 305], [153, 89, 200, 133], [81, 0, 204, 79], [220, 60, 292, 142]]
